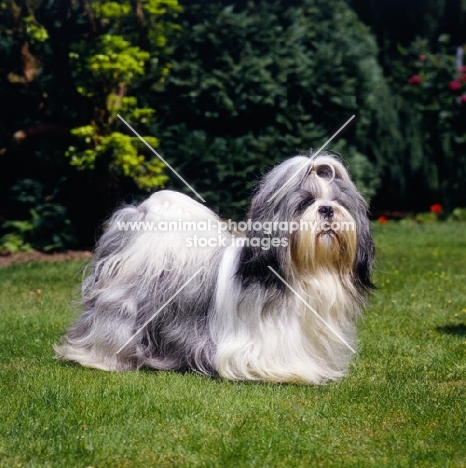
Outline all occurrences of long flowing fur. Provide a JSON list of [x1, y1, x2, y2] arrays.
[[55, 153, 374, 384]]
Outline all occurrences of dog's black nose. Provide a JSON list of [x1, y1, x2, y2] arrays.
[[318, 205, 334, 218]]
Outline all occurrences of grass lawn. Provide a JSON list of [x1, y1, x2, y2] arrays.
[[0, 222, 465, 467]]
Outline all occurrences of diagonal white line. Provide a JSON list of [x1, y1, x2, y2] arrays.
[[116, 266, 205, 355], [117, 114, 206, 203], [267, 266, 356, 353], [267, 115, 355, 203]]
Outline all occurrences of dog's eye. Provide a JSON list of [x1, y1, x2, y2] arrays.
[[298, 198, 315, 212]]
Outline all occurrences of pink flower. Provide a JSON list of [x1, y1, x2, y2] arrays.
[[459, 65, 466, 73], [449, 80, 461, 91], [461, 74, 466, 83], [430, 204, 443, 214], [460, 95, 466, 104], [408, 75, 422, 85]]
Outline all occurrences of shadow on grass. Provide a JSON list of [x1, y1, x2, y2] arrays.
[[436, 323, 466, 336]]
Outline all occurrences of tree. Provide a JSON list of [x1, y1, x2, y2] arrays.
[[376, 37, 466, 211], [149, 0, 396, 218], [0, 0, 181, 249]]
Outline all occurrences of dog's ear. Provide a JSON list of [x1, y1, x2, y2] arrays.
[[235, 199, 289, 292], [234, 158, 303, 291], [322, 156, 375, 295], [355, 239, 375, 293], [354, 203, 376, 294]]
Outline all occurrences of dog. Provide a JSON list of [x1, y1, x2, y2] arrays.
[[55, 152, 375, 384]]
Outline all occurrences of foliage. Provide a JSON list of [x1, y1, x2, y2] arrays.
[[345, 0, 466, 212], [0, 232, 33, 254], [0, 179, 77, 252], [415, 212, 440, 223], [150, 0, 393, 217], [0, 0, 181, 249], [347, 0, 466, 48], [2, 0, 464, 250], [380, 37, 466, 211], [66, 126, 167, 190], [331, 140, 381, 200], [449, 207, 466, 221]]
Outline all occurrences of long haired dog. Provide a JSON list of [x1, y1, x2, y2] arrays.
[[55, 153, 374, 384]]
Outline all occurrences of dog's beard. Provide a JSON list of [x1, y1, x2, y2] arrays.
[[291, 203, 357, 276]]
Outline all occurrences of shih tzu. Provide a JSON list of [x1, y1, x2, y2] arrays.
[[55, 152, 374, 384]]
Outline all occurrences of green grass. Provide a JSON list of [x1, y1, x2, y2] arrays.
[[1, 223, 465, 467]]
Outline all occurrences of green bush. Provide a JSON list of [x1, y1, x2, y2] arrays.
[[0, 0, 181, 250], [449, 207, 466, 221], [150, 0, 394, 217], [0, 179, 77, 253], [7, 0, 456, 250], [415, 212, 439, 223], [381, 37, 466, 211]]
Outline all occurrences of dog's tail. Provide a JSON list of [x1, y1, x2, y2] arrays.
[[55, 190, 225, 371]]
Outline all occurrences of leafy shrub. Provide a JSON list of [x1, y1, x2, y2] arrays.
[[0, 179, 77, 253], [150, 0, 393, 217], [381, 37, 466, 211], [415, 212, 439, 223], [449, 207, 466, 221], [0, 0, 181, 249]]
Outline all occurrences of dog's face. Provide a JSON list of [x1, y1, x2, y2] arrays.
[[292, 157, 361, 275], [237, 154, 375, 297]]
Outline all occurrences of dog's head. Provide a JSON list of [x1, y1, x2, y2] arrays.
[[237, 153, 375, 297]]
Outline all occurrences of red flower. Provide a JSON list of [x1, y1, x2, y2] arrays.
[[449, 80, 461, 91], [418, 55, 426, 62], [459, 65, 466, 73], [378, 216, 388, 224], [430, 204, 443, 214], [460, 95, 466, 104], [461, 74, 466, 83], [408, 75, 422, 85]]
